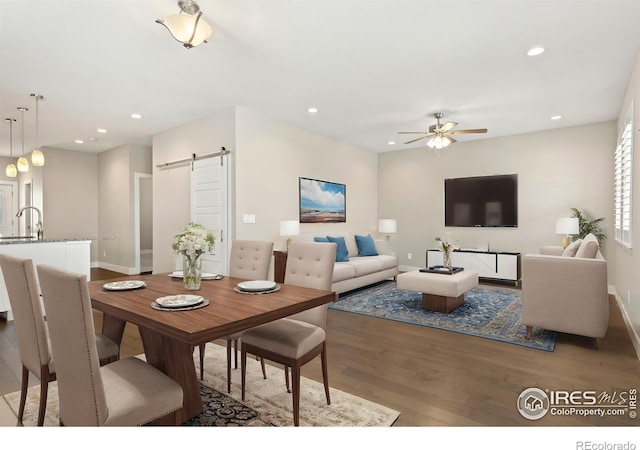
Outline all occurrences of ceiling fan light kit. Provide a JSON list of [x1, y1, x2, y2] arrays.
[[399, 112, 487, 156]]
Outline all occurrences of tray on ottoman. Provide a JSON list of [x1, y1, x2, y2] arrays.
[[420, 266, 464, 275]]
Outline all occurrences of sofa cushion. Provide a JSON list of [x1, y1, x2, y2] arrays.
[[575, 234, 599, 258], [347, 257, 384, 277], [326, 236, 349, 262], [332, 262, 356, 282], [562, 239, 582, 257], [355, 234, 378, 256], [375, 254, 399, 270]]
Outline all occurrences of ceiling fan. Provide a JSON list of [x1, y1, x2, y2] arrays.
[[398, 112, 488, 149]]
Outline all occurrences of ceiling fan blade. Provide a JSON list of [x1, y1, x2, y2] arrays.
[[449, 128, 488, 134], [438, 122, 458, 133], [447, 136, 457, 143], [398, 131, 428, 134], [403, 135, 431, 144]]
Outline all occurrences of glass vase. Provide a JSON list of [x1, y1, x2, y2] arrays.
[[443, 250, 452, 269], [183, 255, 202, 290]]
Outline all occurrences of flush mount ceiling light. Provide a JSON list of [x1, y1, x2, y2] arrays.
[[156, 1, 212, 49], [4, 118, 17, 178], [30, 94, 45, 166], [16, 106, 29, 172]]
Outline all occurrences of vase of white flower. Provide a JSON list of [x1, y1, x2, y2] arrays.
[[183, 255, 203, 290], [172, 222, 215, 290]]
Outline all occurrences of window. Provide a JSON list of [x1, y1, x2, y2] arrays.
[[614, 104, 634, 248]]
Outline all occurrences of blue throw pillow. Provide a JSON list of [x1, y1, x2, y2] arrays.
[[313, 236, 329, 242], [326, 236, 350, 262], [355, 234, 378, 256]]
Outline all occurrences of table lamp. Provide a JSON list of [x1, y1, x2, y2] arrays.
[[556, 217, 579, 249], [378, 219, 397, 241], [280, 220, 300, 250]]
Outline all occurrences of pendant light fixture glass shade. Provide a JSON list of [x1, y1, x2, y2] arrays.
[[17, 106, 29, 172], [31, 94, 44, 166], [156, 1, 212, 49], [5, 118, 17, 178]]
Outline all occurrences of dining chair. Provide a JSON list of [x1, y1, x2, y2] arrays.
[[198, 240, 274, 393], [240, 241, 336, 426], [0, 254, 120, 426], [37, 264, 183, 426]]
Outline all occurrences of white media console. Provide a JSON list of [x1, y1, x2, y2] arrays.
[[426, 249, 521, 285]]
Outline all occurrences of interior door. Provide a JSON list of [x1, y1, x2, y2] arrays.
[[191, 155, 229, 275], [0, 183, 17, 237]]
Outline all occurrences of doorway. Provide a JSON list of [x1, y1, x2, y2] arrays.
[[134, 173, 153, 274], [0, 182, 18, 237]]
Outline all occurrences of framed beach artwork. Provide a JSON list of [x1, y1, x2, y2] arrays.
[[299, 177, 346, 223]]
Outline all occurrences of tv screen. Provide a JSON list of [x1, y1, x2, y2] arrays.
[[444, 174, 518, 227]]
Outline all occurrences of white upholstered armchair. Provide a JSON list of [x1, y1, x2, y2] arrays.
[[522, 234, 609, 340]]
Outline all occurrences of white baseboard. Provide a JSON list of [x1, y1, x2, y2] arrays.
[[612, 288, 640, 360], [95, 261, 136, 275], [399, 264, 421, 272]]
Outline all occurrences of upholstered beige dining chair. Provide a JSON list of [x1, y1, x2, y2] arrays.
[[198, 239, 274, 393], [0, 254, 120, 426], [37, 264, 183, 426], [240, 241, 336, 426]]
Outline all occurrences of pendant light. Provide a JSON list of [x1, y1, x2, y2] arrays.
[[16, 107, 29, 172], [4, 118, 17, 178], [30, 94, 45, 166]]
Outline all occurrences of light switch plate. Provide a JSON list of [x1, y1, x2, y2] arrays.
[[243, 214, 256, 224]]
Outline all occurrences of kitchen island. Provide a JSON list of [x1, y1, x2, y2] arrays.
[[0, 238, 92, 320]]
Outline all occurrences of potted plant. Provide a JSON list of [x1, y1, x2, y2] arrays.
[[569, 208, 606, 245]]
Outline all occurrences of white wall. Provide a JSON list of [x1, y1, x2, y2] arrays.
[[98, 144, 152, 272], [610, 51, 640, 349], [151, 107, 378, 273], [234, 107, 378, 249], [378, 121, 615, 269]]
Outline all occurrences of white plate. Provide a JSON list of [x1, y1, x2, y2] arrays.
[[155, 294, 205, 309], [103, 280, 146, 291], [237, 280, 277, 292], [170, 271, 220, 280]]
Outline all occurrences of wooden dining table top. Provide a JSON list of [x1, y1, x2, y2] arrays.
[[88, 273, 337, 347]]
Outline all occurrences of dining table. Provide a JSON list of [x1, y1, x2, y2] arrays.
[[88, 273, 337, 424]]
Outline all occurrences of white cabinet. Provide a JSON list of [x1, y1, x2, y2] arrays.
[[0, 240, 91, 320], [426, 249, 521, 285]]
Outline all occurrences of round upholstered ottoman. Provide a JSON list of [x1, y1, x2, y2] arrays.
[[396, 269, 479, 313]]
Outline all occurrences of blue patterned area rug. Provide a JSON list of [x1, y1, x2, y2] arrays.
[[330, 281, 556, 351]]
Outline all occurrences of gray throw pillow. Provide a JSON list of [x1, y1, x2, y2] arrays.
[[562, 239, 582, 257], [575, 234, 599, 258]]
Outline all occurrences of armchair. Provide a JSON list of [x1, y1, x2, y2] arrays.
[[522, 235, 608, 340]]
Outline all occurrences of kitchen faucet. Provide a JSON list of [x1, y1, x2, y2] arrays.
[[16, 206, 44, 240]]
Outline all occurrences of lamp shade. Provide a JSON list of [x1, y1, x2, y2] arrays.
[[161, 12, 212, 47], [378, 219, 397, 234], [280, 220, 300, 237], [556, 217, 579, 235], [31, 149, 44, 166]]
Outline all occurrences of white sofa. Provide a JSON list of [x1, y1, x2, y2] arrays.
[[298, 232, 398, 294]]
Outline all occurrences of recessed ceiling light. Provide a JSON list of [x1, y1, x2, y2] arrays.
[[307, 107, 318, 114], [388, 141, 396, 145], [131, 113, 142, 119], [527, 46, 545, 56], [74, 139, 84, 144], [550, 115, 563, 120], [97, 128, 107, 133]]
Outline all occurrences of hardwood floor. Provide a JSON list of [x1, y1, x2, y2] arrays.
[[1, 268, 639, 428]]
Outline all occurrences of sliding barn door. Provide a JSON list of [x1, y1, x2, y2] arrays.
[[191, 155, 229, 275]]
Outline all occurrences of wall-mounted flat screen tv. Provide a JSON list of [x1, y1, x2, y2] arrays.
[[444, 174, 518, 227]]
